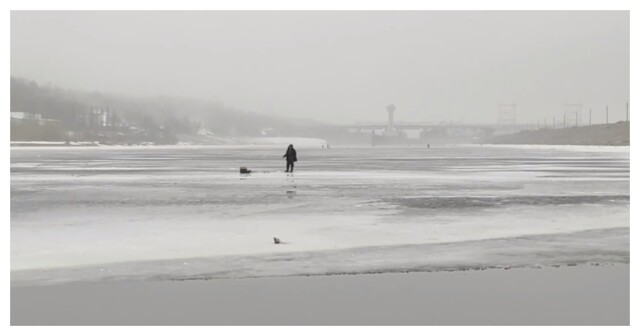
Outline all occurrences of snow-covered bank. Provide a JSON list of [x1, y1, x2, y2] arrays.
[[10, 141, 100, 147], [177, 134, 327, 147], [236, 136, 326, 146], [486, 122, 629, 146], [11, 136, 328, 149], [12, 228, 629, 286]]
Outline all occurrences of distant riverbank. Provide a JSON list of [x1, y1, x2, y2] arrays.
[[487, 121, 629, 146], [10, 136, 327, 148], [10, 141, 101, 147]]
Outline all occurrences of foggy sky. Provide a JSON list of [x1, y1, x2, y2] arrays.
[[11, 11, 629, 125]]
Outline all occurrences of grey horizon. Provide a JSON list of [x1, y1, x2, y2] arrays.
[[10, 10, 630, 125]]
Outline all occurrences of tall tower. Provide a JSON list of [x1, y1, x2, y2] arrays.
[[386, 104, 396, 133]]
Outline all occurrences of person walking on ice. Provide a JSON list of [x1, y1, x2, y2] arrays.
[[283, 144, 297, 172]]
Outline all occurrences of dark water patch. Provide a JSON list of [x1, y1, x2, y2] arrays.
[[389, 195, 630, 210]]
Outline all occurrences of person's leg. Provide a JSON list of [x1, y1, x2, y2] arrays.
[[285, 162, 289, 172], [290, 162, 294, 172]]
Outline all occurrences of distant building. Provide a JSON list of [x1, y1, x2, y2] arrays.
[[196, 121, 213, 135], [11, 111, 59, 126], [77, 108, 118, 128], [11, 111, 41, 121]]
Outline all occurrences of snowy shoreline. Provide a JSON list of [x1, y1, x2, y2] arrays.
[[10, 136, 328, 148], [11, 141, 630, 150], [11, 227, 629, 286]]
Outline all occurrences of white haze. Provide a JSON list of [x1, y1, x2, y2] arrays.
[[10, 11, 629, 124]]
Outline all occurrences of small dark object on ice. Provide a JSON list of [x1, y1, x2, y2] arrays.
[[273, 237, 281, 244], [240, 167, 252, 174]]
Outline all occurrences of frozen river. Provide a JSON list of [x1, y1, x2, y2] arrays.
[[10, 144, 630, 285]]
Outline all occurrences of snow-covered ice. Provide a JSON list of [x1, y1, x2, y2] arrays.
[[10, 145, 629, 285]]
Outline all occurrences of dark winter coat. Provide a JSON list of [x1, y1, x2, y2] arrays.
[[283, 147, 297, 162]]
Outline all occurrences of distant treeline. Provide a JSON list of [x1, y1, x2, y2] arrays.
[[10, 77, 330, 143]]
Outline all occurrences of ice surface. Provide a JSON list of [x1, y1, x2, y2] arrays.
[[10, 145, 629, 284]]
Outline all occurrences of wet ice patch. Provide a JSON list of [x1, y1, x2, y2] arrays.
[[390, 195, 630, 210]]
